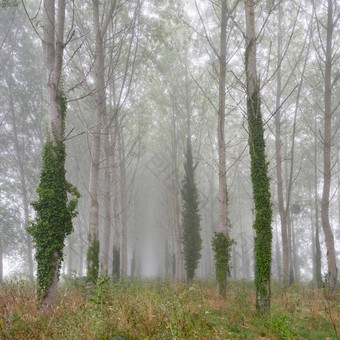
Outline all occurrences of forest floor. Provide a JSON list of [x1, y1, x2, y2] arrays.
[[0, 277, 339, 339]]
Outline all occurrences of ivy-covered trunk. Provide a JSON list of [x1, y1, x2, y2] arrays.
[[29, 119, 79, 304], [28, 0, 79, 308], [245, 0, 272, 312]]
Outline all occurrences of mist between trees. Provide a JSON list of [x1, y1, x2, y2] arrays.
[[0, 0, 339, 312]]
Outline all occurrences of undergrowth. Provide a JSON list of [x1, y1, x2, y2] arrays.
[[0, 278, 338, 339]]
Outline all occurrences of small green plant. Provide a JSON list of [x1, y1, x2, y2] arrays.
[[270, 312, 291, 339], [88, 275, 111, 311]]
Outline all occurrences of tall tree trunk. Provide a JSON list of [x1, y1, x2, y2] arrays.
[[338, 147, 340, 241], [321, 0, 337, 298], [275, 221, 282, 282], [245, 0, 272, 312], [7, 82, 34, 278], [313, 114, 322, 288], [78, 222, 84, 277], [102, 114, 112, 274], [118, 127, 128, 277], [170, 96, 183, 280], [38, 0, 67, 308], [67, 238, 73, 276], [112, 114, 121, 279], [213, 0, 232, 298], [274, 5, 289, 288], [291, 219, 300, 282], [217, 0, 227, 239], [87, 0, 116, 282], [87, 0, 105, 282], [0, 236, 3, 285]]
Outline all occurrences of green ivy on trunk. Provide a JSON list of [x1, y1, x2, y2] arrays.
[[28, 92, 79, 300]]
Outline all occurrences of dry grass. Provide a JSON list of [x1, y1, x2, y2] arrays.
[[0, 278, 339, 339]]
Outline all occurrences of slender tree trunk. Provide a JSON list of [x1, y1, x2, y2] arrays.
[[118, 127, 128, 277], [87, 0, 116, 281], [275, 221, 282, 282], [287, 211, 294, 286], [78, 225, 84, 277], [338, 147, 340, 240], [67, 238, 73, 276], [102, 114, 112, 274], [213, 0, 231, 298], [321, 0, 337, 298], [274, 5, 289, 288], [0, 236, 3, 284], [7, 83, 34, 278], [87, 0, 105, 282], [239, 198, 248, 279], [309, 179, 321, 289], [170, 96, 183, 281], [291, 220, 300, 282], [313, 115, 322, 288], [217, 0, 227, 238], [112, 115, 121, 279], [245, 0, 272, 312]]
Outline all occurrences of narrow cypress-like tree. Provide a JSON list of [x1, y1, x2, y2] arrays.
[[181, 140, 202, 282], [245, 0, 273, 312]]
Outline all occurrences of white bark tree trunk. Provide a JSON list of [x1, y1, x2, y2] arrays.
[[0, 236, 3, 285], [321, 0, 337, 298], [118, 127, 128, 277], [274, 5, 289, 288], [87, 0, 116, 280], [217, 0, 228, 238], [7, 80, 34, 278], [112, 113, 121, 278]]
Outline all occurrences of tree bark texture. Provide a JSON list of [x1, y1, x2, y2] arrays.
[[87, 0, 106, 281], [87, 0, 116, 280], [112, 113, 121, 279], [102, 113, 112, 273], [118, 127, 128, 277], [0, 236, 3, 284], [170, 96, 183, 280], [217, 0, 228, 238], [274, 5, 289, 288], [321, 0, 337, 298]]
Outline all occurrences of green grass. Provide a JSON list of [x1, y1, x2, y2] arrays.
[[0, 277, 339, 339]]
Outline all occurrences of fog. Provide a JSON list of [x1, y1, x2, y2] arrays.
[[0, 0, 339, 291]]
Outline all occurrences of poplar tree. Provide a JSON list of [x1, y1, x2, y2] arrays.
[[245, 0, 272, 312], [27, 0, 79, 308]]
